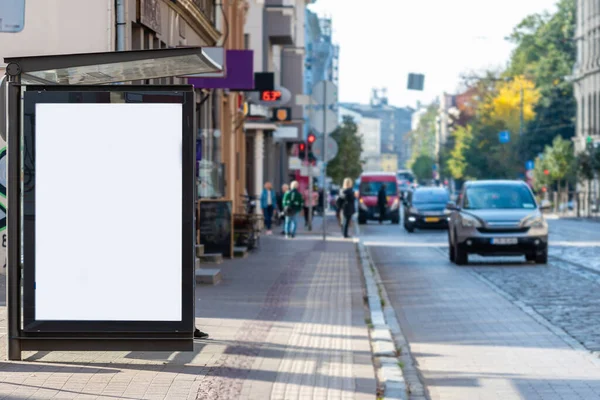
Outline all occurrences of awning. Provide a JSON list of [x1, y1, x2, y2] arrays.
[[4, 47, 223, 85]]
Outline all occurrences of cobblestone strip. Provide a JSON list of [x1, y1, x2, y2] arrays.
[[270, 252, 354, 400], [195, 244, 315, 400]]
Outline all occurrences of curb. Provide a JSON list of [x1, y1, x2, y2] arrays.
[[354, 222, 425, 400]]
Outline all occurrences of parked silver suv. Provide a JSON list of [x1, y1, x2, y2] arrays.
[[447, 180, 550, 265]]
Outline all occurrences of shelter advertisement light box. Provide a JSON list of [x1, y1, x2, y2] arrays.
[[35, 103, 182, 321], [20, 86, 195, 335]]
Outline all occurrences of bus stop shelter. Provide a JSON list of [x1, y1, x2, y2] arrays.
[[3, 47, 223, 360]]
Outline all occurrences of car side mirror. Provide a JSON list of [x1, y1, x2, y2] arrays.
[[446, 201, 459, 211], [539, 199, 552, 210]]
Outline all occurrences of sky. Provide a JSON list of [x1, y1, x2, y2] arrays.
[[308, 0, 560, 109]]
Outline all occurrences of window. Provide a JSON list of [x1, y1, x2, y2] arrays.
[[463, 184, 536, 210], [412, 190, 449, 204], [359, 181, 398, 196]]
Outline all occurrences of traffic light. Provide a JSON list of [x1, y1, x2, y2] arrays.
[[302, 134, 317, 164]]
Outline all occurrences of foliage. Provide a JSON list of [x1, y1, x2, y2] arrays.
[[441, 0, 576, 182], [532, 135, 575, 191], [533, 153, 551, 191], [545, 136, 575, 184], [577, 151, 594, 181], [506, 0, 577, 160], [407, 105, 437, 168], [446, 125, 473, 180], [480, 76, 540, 134], [412, 154, 435, 183], [327, 116, 363, 184]]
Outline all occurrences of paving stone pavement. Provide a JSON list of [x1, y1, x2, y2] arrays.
[[0, 216, 376, 400]]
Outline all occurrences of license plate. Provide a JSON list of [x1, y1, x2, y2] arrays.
[[425, 217, 439, 222], [491, 238, 518, 245]]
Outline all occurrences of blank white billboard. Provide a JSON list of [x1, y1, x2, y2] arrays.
[[35, 103, 182, 321]]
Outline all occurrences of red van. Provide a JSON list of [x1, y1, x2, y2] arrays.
[[357, 172, 401, 224]]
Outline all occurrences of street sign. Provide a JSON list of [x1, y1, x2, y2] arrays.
[[407, 73, 425, 91], [299, 165, 321, 177], [526, 160, 534, 170], [310, 108, 338, 135], [499, 130, 510, 144], [312, 81, 337, 106], [312, 137, 338, 162], [0, 0, 25, 33], [288, 156, 301, 170]]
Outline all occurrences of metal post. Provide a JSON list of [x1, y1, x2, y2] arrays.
[[6, 76, 21, 361], [321, 82, 327, 241], [306, 137, 312, 231], [519, 86, 524, 136]]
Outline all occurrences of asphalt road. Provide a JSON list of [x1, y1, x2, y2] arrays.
[[362, 216, 600, 400]]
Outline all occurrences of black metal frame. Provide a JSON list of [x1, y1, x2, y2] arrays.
[[8, 84, 196, 355]]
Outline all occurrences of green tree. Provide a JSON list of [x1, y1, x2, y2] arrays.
[[533, 154, 551, 192], [506, 0, 576, 161], [412, 154, 435, 183], [546, 135, 575, 192], [327, 116, 363, 184], [408, 104, 437, 168], [447, 125, 473, 180]]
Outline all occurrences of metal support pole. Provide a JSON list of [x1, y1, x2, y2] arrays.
[[6, 76, 21, 361], [519, 86, 524, 136], [306, 139, 312, 231], [321, 82, 327, 241]]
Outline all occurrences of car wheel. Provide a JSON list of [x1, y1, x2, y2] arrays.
[[525, 253, 535, 263], [391, 215, 400, 224], [448, 234, 455, 262], [535, 250, 548, 265], [454, 240, 468, 265], [405, 224, 414, 233]]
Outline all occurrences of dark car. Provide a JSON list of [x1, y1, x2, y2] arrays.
[[403, 187, 451, 232]]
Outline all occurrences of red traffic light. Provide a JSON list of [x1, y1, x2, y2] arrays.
[[307, 134, 316, 144], [544, 169, 549, 175], [299, 143, 306, 151]]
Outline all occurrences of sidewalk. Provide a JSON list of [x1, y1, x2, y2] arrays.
[[0, 216, 376, 400]]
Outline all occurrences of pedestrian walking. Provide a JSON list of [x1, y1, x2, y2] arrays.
[[277, 183, 289, 235], [260, 182, 276, 235], [336, 177, 356, 238], [377, 183, 387, 224], [282, 181, 304, 239]]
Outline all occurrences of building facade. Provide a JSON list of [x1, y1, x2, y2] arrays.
[[243, 0, 311, 197], [574, 0, 600, 152], [339, 106, 382, 172], [341, 91, 413, 170]]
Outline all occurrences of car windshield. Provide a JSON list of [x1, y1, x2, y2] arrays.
[[397, 172, 414, 183], [412, 190, 449, 204], [463, 184, 537, 210], [360, 181, 397, 196]]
